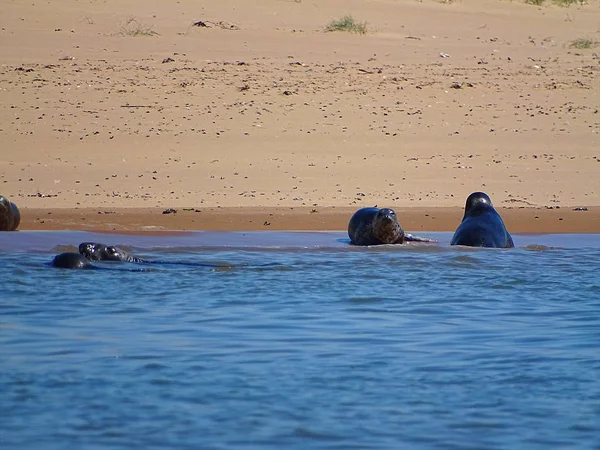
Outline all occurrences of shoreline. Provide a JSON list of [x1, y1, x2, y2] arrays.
[[17, 206, 600, 234]]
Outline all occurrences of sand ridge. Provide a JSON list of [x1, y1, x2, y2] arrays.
[[0, 0, 598, 231]]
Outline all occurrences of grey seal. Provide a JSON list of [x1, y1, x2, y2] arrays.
[[0, 195, 20, 231], [348, 207, 435, 246], [52, 252, 94, 269], [51, 251, 149, 270], [450, 192, 514, 248], [79, 242, 226, 268]]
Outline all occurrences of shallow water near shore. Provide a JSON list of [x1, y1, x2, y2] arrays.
[[1, 231, 600, 449]]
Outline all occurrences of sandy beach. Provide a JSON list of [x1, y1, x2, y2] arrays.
[[1, 0, 598, 233]]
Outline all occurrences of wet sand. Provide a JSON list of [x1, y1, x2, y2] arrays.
[[18, 206, 600, 234]]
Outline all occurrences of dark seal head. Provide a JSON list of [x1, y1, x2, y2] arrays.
[[348, 207, 405, 246], [52, 252, 94, 269], [450, 192, 514, 248], [0, 195, 20, 231], [79, 242, 142, 262]]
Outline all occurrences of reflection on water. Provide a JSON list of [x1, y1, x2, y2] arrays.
[[1, 231, 600, 449]]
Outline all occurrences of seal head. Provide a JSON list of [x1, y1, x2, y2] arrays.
[[348, 207, 405, 245], [79, 242, 142, 262], [0, 195, 20, 231], [450, 192, 514, 248], [52, 252, 94, 269]]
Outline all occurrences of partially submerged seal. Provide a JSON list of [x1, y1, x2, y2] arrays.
[[51, 251, 149, 271], [450, 192, 514, 248], [79, 242, 143, 262], [52, 252, 94, 269], [348, 207, 435, 246], [78, 241, 226, 268], [0, 195, 20, 231]]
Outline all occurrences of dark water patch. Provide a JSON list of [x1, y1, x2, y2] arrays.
[[345, 296, 383, 304], [138, 362, 168, 371], [489, 277, 528, 289], [294, 426, 344, 441], [446, 254, 482, 267]]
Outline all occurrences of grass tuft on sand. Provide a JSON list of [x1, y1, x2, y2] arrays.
[[325, 15, 367, 34], [525, 0, 586, 5], [119, 17, 158, 37], [570, 38, 596, 49], [554, 0, 586, 5]]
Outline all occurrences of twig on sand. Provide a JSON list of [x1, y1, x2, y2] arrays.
[[192, 20, 240, 30]]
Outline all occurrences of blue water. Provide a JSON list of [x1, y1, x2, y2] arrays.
[[1, 231, 599, 449]]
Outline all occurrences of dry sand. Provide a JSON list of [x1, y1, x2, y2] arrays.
[[1, 0, 598, 233]]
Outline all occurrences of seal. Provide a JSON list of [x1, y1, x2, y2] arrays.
[[52, 252, 94, 269], [348, 207, 435, 246], [78, 241, 225, 268], [51, 251, 149, 271], [450, 192, 514, 248], [79, 242, 143, 262], [0, 195, 20, 231]]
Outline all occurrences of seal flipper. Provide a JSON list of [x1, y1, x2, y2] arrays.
[[507, 234, 515, 248], [404, 233, 436, 243]]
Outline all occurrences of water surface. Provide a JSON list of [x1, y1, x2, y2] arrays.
[[1, 232, 599, 449]]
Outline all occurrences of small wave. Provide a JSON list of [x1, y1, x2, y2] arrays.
[[346, 297, 382, 304], [522, 244, 561, 252], [294, 426, 344, 441], [447, 255, 481, 266], [50, 245, 78, 253], [139, 362, 168, 371]]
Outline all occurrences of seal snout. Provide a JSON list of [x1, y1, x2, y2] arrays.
[[378, 208, 397, 221], [104, 246, 122, 261]]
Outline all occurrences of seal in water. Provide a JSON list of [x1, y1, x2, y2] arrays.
[[52, 252, 94, 269], [78, 242, 226, 268], [0, 195, 20, 231], [51, 251, 149, 271], [450, 192, 514, 248], [348, 207, 435, 246], [79, 242, 143, 262]]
